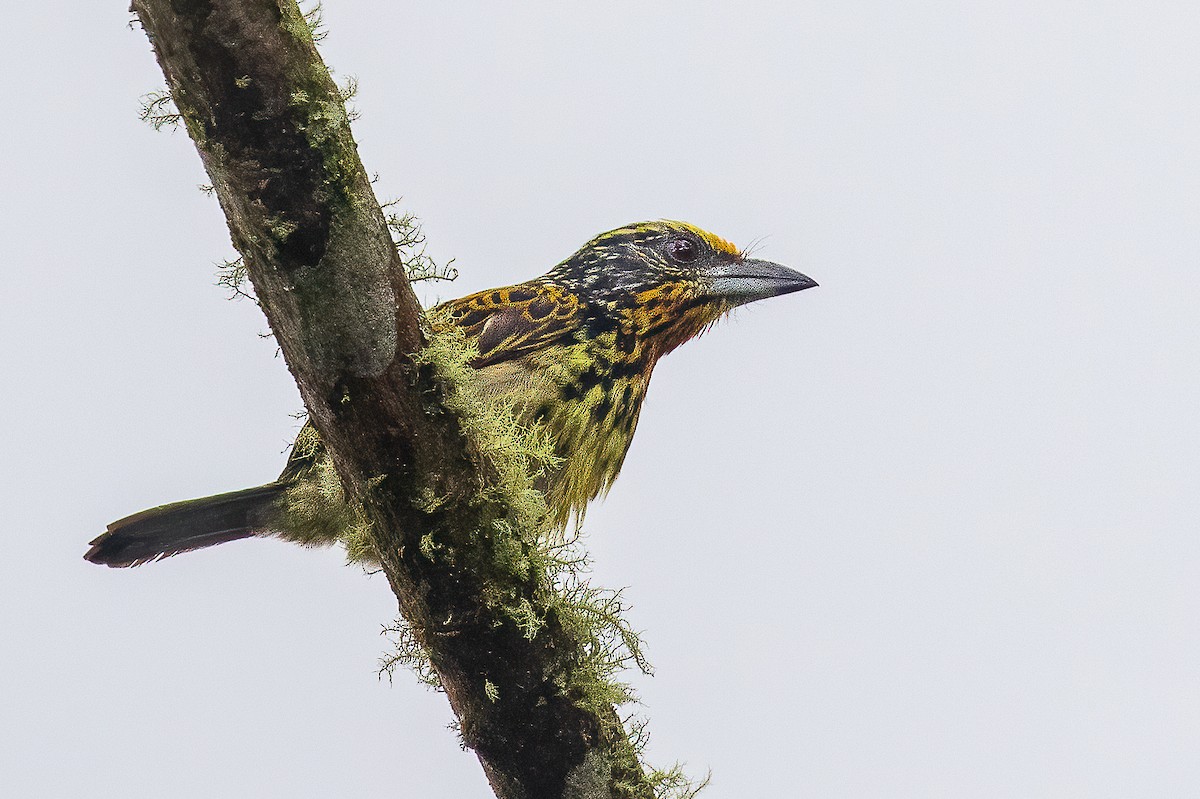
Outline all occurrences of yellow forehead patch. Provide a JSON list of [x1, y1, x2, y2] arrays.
[[665, 220, 742, 258], [596, 220, 742, 258]]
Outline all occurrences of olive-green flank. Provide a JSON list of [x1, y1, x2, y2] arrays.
[[85, 221, 817, 567]]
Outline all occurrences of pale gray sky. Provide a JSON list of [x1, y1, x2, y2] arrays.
[[3, 2, 1199, 796]]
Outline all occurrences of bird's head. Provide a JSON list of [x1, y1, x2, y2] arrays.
[[548, 220, 817, 354]]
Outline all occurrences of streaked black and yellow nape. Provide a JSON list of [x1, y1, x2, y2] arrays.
[[85, 220, 816, 566]]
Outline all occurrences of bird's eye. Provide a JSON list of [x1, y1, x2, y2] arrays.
[[665, 237, 700, 264]]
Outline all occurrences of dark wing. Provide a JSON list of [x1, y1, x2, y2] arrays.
[[435, 281, 584, 368]]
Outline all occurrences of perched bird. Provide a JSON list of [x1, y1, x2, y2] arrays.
[[85, 221, 816, 567]]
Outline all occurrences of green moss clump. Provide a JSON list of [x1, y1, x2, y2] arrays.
[[413, 309, 560, 533], [379, 618, 440, 689], [415, 310, 713, 796], [267, 216, 299, 242], [645, 767, 711, 799], [279, 1, 319, 43], [138, 89, 182, 131], [383, 202, 459, 284]]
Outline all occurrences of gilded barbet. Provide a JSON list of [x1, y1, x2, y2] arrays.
[[86, 221, 816, 566]]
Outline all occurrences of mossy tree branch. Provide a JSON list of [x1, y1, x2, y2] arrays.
[[128, 1, 658, 796]]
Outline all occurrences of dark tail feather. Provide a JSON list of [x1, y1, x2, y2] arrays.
[[85, 482, 289, 568]]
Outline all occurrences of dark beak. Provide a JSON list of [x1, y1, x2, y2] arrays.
[[702, 258, 818, 306]]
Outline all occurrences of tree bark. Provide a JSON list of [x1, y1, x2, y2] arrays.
[[128, 2, 655, 796]]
